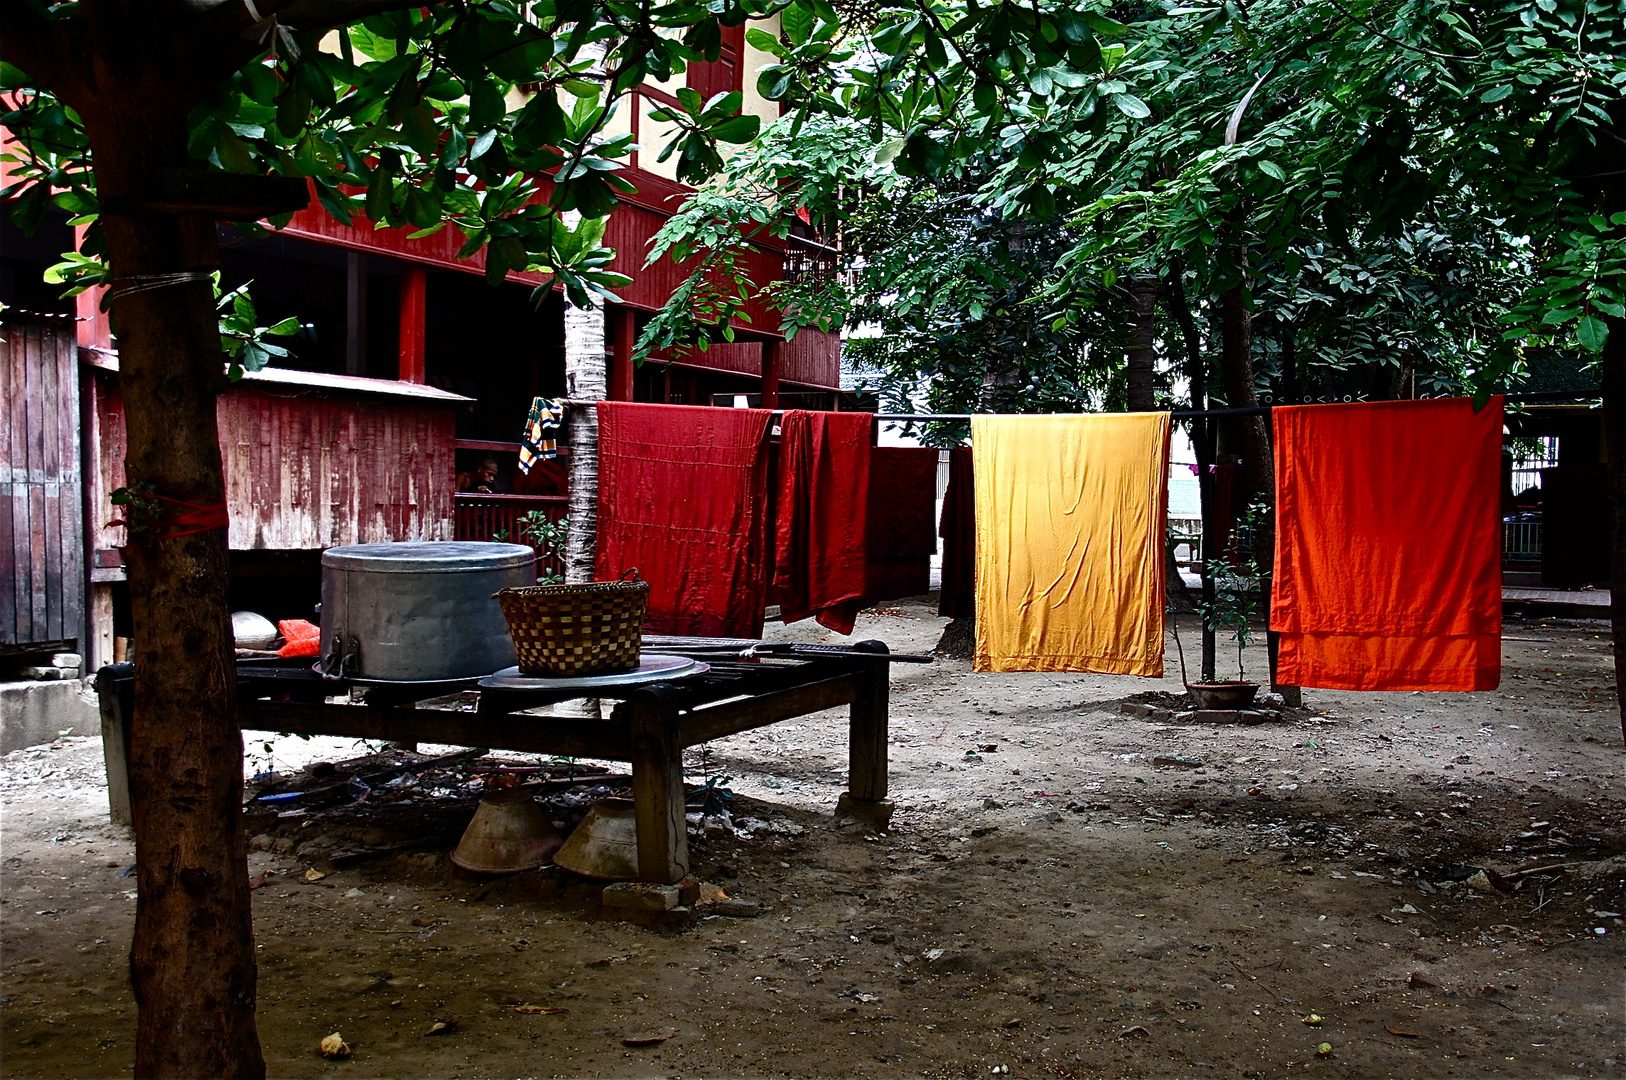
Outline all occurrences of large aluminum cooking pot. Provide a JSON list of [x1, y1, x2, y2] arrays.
[[319, 541, 535, 683]]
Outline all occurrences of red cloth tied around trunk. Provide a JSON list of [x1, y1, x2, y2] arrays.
[[772, 410, 872, 634], [1271, 397, 1503, 691], [864, 446, 939, 603], [938, 447, 976, 618], [596, 402, 773, 638]]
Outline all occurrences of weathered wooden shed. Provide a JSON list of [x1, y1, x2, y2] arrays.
[[81, 350, 469, 666]]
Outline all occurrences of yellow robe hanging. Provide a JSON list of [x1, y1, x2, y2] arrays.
[[972, 413, 1172, 675]]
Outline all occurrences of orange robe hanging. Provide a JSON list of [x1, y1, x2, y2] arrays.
[[972, 413, 1171, 675], [1271, 397, 1503, 691]]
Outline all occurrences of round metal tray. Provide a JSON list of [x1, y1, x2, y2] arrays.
[[309, 665, 487, 689], [478, 654, 709, 691]]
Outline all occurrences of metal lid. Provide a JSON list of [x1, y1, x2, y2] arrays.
[[321, 541, 536, 573]]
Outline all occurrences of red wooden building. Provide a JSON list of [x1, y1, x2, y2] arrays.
[[0, 17, 841, 668]]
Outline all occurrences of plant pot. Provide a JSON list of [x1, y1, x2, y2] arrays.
[[1186, 682, 1260, 710]]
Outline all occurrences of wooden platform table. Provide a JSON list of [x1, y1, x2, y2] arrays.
[[96, 636, 894, 885]]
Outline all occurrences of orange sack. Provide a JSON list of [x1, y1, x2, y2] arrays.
[[1270, 397, 1503, 691], [277, 619, 322, 659]]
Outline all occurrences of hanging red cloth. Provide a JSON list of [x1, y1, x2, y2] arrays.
[[938, 447, 976, 618], [596, 402, 774, 638], [1271, 397, 1503, 691], [1189, 462, 1244, 563], [864, 446, 939, 603], [772, 411, 872, 634]]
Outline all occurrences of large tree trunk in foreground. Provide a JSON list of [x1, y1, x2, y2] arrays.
[[86, 102, 264, 1076], [1601, 314, 1626, 746]]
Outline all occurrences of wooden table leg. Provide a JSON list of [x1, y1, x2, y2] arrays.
[[623, 685, 688, 884], [95, 665, 134, 827], [837, 641, 893, 827]]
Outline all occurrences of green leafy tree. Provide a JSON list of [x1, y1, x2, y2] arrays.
[[0, 2, 769, 1074], [0, 2, 1146, 1073]]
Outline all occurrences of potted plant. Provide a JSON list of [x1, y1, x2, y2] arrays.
[[1173, 500, 1266, 709]]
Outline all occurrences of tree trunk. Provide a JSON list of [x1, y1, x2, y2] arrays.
[[1217, 270, 1273, 505], [1125, 275, 1160, 412], [85, 101, 265, 1078], [1601, 313, 1626, 746], [563, 304, 608, 585], [1162, 263, 1217, 681], [1217, 244, 1291, 700]]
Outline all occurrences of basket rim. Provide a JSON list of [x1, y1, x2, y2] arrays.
[[495, 580, 649, 599]]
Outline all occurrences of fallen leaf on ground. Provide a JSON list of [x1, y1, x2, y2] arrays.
[[1407, 972, 1438, 988], [1316, 1043, 1334, 1057], [513, 1005, 568, 1015], [1302, 1013, 1323, 1026], [1385, 1025, 1419, 1037], [318, 1033, 350, 1058], [303, 868, 326, 883], [622, 1027, 677, 1046], [248, 871, 270, 889], [423, 1020, 455, 1036], [1119, 1026, 1150, 1038]]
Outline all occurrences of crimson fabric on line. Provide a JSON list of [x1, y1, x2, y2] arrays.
[[596, 402, 774, 638], [938, 447, 975, 619], [773, 410, 872, 634], [864, 446, 939, 603], [1270, 396, 1503, 691]]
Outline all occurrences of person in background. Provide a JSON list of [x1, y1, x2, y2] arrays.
[[456, 458, 501, 493]]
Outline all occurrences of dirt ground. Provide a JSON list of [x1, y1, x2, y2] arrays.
[[2, 598, 1623, 1080]]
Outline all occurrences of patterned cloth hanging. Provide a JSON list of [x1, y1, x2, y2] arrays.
[[518, 397, 566, 474]]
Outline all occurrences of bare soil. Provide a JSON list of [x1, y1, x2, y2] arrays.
[[3, 599, 1623, 1079]]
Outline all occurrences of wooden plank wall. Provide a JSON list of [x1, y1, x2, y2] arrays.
[[90, 376, 457, 553], [0, 317, 85, 647]]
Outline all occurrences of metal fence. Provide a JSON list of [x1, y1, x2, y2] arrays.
[[1502, 517, 1542, 564]]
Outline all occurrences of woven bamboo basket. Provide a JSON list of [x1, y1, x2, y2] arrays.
[[493, 569, 648, 677]]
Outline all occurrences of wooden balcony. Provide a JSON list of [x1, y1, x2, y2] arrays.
[[454, 493, 568, 581]]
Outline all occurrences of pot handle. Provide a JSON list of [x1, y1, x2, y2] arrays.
[[621, 567, 642, 583]]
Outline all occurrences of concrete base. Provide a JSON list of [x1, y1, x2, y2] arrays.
[[835, 793, 895, 828], [1, 678, 98, 754]]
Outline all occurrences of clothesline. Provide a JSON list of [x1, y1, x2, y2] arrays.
[[559, 389, 1594, 423], [872, 390, 1596, 422]]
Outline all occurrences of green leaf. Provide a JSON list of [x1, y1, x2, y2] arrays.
[[1109, 93, 1150, 119], [745, 27, 784, 54], [1258, 160, 1286, 180], [708, 115, 761, 143], [782, 2, 816, 45], [1479, 84, 1514, 103], [1577, 315, 1607, 352]]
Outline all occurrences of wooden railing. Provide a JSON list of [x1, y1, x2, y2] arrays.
[[454, 493, 568, 581]]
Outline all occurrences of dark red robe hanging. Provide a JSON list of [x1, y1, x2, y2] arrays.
[[772, 410, 872, 634], [596, 402, 773, 638], [938, 447, 976, 618], [864, 446, 939, 603]]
